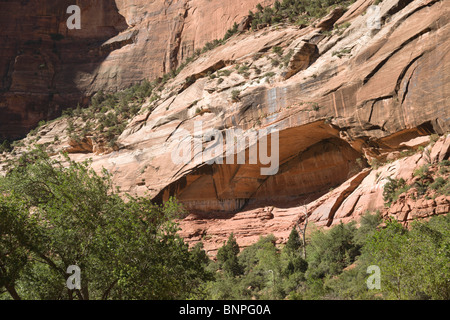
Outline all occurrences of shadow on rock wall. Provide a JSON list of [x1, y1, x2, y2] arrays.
[[0, 0, 128, 140]]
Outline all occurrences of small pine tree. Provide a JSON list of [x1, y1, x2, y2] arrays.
[[285, 227, 302, 253], [217, 233, 242, 276]]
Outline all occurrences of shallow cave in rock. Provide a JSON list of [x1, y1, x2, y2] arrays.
[[155, 122, 363, 213]]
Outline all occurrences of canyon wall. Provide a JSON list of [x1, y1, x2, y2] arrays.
[[0, 0, 273, 140], [1, 0, 449, 255], [0, 0, 128, 139]]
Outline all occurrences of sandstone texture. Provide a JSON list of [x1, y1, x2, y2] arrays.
[[1, 0, 449, 256], [0, 0, 129, 139], [178, 134, 450, 255], [0, 0, 274, 139]]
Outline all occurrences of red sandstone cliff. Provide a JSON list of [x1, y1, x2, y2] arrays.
[[0, 0, 274, 139], [0, 0, 449, 256]]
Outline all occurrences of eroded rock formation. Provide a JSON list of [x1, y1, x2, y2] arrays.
[[0, 0, 129, 139], [178, 134, 450, 255], [1, 0, 449, 256], [0, 0, 274, 139]]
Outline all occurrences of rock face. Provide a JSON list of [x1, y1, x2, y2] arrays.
[[1, 0, 449, 256], [178, 134, 450, 255], [283, 41, 319, 79], [107, 0, 449, 212], [316, 7, 346, 30], [308, 134, 450, 227], [0, 0, 129, 140], [0, 0, 275, 140]]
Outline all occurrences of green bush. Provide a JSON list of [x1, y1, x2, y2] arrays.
[[429, 176, 450, 196], [439, 160, 450, 175], [383, 177, 409, 206], [413, 164, 430, 179], [272, 46, 283, 56], [223, 22, 239, 41], [353, 211, 382, 246], [231, 90, 241, 102], [270, 57, 280, 67], [0, 140, 11, 153], [430, 177, 445, 190], [237, 65, 250, 78]]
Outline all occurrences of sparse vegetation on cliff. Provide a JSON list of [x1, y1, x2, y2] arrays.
[[383, 160, 450, 208], [383, 177, 409, 207], [0, 141, 11, 154], [5, 0, 362, 155], [249, 0, 355, 29], [59, 80, 155, 149]]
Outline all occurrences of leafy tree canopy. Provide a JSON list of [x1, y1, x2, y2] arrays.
[[0, 148, 212, 300]]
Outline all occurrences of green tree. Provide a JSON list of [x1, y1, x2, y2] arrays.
[[282, 227, 308, 277], [0, 148, 210, 300], [217, 233, 243, 277], [354, 211, 382, 246], [363, 216, 450, 299], [0, 196, 29, 300], [306, 222, 360, 280], [285, 227, 302, 253]]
